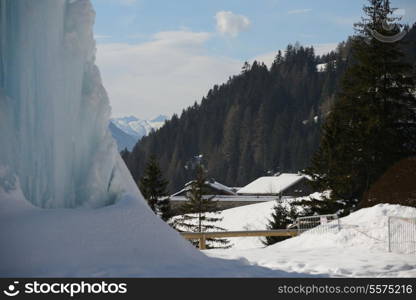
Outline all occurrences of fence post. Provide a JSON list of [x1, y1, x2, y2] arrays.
[[387, 217, 391, 253], [199, 234, 206, 250], [296, 218, 300, 235], [337, 218, 341, 232]]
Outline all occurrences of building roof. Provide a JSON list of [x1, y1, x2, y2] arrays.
[[171, 179, 235, 197], [237, 173, 307, 195], [170, 195, 288, 202]]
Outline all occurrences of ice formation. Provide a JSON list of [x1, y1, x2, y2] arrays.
[[0, 0, 128, 208]]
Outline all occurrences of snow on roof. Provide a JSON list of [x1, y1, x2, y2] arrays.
[[170, 195, 288, 202], [237, 173, 306, 195], [209, 181, 235, 195], [171, 180, 235, 197]]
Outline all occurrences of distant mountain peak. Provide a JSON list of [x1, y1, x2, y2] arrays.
[[109, 114, 168, 151], [116, 115, 139, 123], [151, 115, 168, 123]]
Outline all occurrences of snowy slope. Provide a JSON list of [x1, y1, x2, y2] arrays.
[[206, 204, 416, 277], [0, 176, 302, 277]]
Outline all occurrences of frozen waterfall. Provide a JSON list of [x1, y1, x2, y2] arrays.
[[0, 0, 133, 208]]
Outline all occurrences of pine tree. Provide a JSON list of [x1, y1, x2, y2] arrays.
[[173, 163, 230, 249], [139, 155, 171, 221], [306, 0, 416, 211], [241, 61, 251, 74], [263, 199, 298, 246]]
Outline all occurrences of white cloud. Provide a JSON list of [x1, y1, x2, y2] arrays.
[[215, 11, 251, 38], [287, 9, 312, 15], [95, 31, 242, 119]]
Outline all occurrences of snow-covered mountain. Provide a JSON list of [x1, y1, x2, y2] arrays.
[[109, 115, 168, 151], [108, 122, 138, 152], [149, 114, 169, 130]]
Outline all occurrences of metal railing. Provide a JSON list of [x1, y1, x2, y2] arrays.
[[180, 213, 340, 249], [180, 215, 416, 255], [388, 216, 416, 255], [296, 214, 340, 234]]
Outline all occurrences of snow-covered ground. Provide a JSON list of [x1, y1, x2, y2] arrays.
[[205, 203, 416, 277], [172, 196, 311, 249], [0, 183, 318, 278]]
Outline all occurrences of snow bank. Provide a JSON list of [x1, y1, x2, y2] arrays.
[[1, 177, 317, 277], [207, 204, 416, 277]]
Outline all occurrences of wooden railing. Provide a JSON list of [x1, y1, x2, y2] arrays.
[[180, 229, 298, 250]]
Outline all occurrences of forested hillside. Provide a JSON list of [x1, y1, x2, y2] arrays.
[[123, 26, 415, 193]]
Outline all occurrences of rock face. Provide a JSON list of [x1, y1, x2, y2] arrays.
[[361, 156, 416, 208]]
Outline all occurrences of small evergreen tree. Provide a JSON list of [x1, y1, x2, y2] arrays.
[[173, 163, 230, 249], [139, 155, 171, 221], [263, 199, 298, 246]]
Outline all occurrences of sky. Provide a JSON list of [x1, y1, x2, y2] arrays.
[[91, 0, 416, 119]]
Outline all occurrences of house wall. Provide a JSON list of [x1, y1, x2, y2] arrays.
[[173, 185, 233, 197], [168, 179, 314, 216], [283, 179, 313, 197]]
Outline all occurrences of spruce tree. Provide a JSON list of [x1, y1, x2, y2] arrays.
[[306, 0, 416, 212], [263, 199, 298, 246], [139, 155, 171, 221], [173, 163, 230, 249]]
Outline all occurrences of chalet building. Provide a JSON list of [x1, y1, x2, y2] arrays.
[[169, 173, 313, 215], [171, 178, 236, 197]]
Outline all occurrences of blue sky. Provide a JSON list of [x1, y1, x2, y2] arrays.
[[91, 0, 416, 119]]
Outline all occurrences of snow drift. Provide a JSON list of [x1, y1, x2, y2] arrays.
[[207, 204, 416, 277], [0, 177, 293, 277]]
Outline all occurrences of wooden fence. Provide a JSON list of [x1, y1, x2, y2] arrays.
[[180, 229, 298, 250]]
